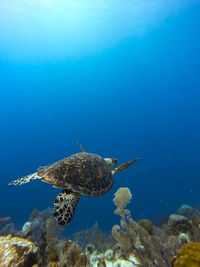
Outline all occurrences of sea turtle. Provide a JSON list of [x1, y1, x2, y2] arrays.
[[9, 143, 138, 226]]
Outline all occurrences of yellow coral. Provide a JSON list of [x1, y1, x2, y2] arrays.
[[173, 242, 200, 267]]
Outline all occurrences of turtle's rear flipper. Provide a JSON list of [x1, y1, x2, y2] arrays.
[[9, 172, 39, 186], [112, 158, 139, 175], [53, 189, 81, 226]]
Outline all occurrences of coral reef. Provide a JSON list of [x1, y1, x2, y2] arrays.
[[111, 188, 200, 266], [22, 207, 53, 245], [3, 188, 200, 266], [21, 207, 64, 266], [46, 216, 64, 264], [73, 221, 115, 252], [168, 214, 193, 235], [173, 242, 200, 267], [0, 235, 39, 266], [112, 187, 178, 266], [58, 240, 88, 267], [137, 219, 154, 235]]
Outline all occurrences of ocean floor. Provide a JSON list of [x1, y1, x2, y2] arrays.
[[1, 187, 200, 266]]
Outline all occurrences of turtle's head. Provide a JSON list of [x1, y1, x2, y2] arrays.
[[104, 158, 117, 168]]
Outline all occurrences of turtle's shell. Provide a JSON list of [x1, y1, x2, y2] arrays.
[[37, 152, 114, 196]]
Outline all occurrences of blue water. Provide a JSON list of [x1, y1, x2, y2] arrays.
[[0, 0, 200, 234]]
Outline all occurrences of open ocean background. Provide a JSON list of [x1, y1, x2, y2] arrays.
[[0, 0, 200, 235]]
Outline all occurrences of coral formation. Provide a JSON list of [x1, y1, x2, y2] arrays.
[[46, 216, 63, 260], [22, 207, 53, 245], [0, 235, 39, 266], [22, 207, 64, 266], [178, 205, 194, 219], [112, 187, 179, 266], [113, 187, 132, 211], [73, 221, 115, 252], [173, 242, 200, 267], [137, 219, 154, 235], [168, 214, 193, 235], [58, 240, 87, 267]]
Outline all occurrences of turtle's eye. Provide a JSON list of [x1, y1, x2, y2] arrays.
[[111, 158, 117, 167]]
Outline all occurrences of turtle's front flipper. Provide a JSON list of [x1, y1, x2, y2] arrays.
[[112, 158, 139, 175], [9, 172, 39, 186], [53, 189, 81, 226]]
